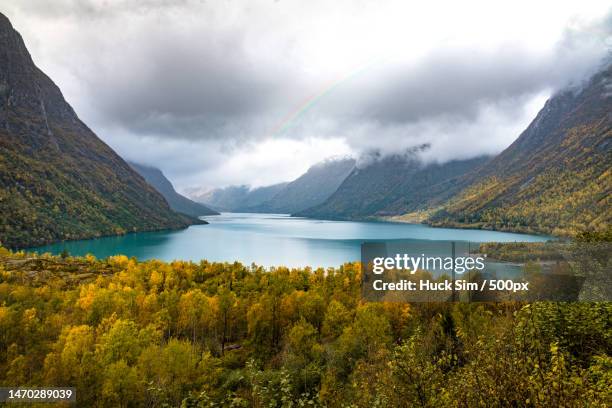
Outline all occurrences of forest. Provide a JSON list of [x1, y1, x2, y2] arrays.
[[0, 241, 610, 407]]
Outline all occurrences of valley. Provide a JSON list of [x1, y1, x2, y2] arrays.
[[193, 65, 611, 238], [0, 4, 610, 408]]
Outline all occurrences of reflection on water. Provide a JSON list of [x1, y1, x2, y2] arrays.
[[30, 213, 551, 268]]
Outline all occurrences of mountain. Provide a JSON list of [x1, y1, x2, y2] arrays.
[[251, 158, 355, 214], [296, 152, 485, 219], [128, 162, 218, 217], [194, 183, 288, 212], [194, 158, 355, 214], [0, 13, 200, 249], [428, 63, 612, 236], [239, 183, 290, 210]]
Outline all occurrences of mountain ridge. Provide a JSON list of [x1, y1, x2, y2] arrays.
[[428, 63, 612, 236], [0, 12, 200, 249], [194, 158, 355, 214], [128, 162, 219, 217], [249, 158, 356, 214], [193, 183, 289, 212], [296, 154, 486, 219], [297, 64, 611, 236]]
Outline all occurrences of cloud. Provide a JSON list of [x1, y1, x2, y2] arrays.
[[3, 0, 611, 189]]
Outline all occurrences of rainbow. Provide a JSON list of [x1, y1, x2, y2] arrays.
[[268, 57, 383, 139]]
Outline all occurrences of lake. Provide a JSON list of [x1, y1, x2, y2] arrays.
[[30, 213, 550, 268]]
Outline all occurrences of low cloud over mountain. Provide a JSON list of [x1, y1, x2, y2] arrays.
[[4, 0, 610, 189]]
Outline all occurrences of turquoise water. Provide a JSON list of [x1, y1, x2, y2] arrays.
[[30, 213, 550, 268]]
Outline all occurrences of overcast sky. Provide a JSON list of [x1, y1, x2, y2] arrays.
[[3, 0, 611, 193]]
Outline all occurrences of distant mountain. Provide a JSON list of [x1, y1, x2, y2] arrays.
[[429, 63, 612, 236], [194, 183, 288, 212], [128, 162, 218, 217], [252, 158, 355, 214], [192, 186, 248, 211], [195, 158, 355, 214], [296, 153, 485, 219], [0, 13, 199, 249], [239, 183, 290, 210]]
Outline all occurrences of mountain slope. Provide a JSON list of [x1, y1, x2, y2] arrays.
[[251, 158, 355, 214], [194, 183, 288, 212], [297, 154, 485, 219], [194, 158, 355, 214], [0, 13, 199, 249], [128, 162, 219, 217], [238, 183, 289, 210], [429, 63, 612, 236]]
